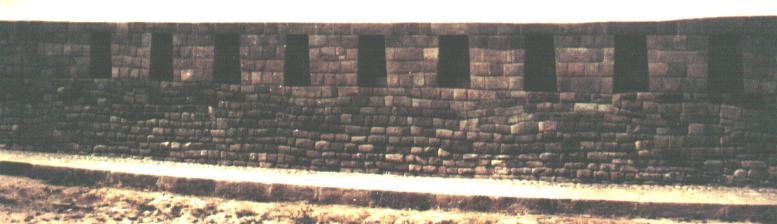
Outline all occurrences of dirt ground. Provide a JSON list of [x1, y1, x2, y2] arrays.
[[0, 175, 743, 224]]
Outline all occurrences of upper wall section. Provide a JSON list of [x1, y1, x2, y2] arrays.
[[0, 17, 776, 94], [3, 1, 777, 23]]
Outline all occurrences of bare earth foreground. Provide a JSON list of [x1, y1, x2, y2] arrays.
[[0, 175, 737, 224]]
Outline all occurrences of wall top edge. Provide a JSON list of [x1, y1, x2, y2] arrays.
[[1, 16, 775, 35]]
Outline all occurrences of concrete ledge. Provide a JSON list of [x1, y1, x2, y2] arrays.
[[1, 149, 776, 222]]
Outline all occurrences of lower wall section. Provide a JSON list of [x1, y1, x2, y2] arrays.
[[1, 78, 776, 186]]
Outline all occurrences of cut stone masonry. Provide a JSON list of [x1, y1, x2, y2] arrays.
[[0, 17, 776, 186]]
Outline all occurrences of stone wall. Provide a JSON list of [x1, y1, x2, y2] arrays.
[[555, 35, 613, 93], [468, 34, 523, 90], [241, 34, 285, 85], [309, 34, 358, 86], [0, 17, 776, 186]]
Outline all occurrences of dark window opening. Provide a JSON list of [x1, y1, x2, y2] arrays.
[[284, 35, 310, 86], [437, 35, 470, 88], [708, 35, 743, 94], [149, 33, 173, 81], [357, 35, 387, 87], [214, 34, 241, 84], [614, 35, 649, 93], [89, 32, 112, 78], [524, 35, 557, 92]]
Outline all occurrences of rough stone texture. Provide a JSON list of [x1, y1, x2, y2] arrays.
[[173, 33, 214, 81], [37, 25, 91, 79], [647, 35, 708, 93], [240, 34, 284, 85], [0, 22, 40, 79], [0, 17, 776, 186], [555, 35, 614, 93], [386, 35, 438, 88], [469, 35, 523, 90], [742, 35, 777, 94], [309, 35, 358, 86], [111, 30, 150, 79]]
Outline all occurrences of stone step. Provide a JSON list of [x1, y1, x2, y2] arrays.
[[1, 149, 775, 222]]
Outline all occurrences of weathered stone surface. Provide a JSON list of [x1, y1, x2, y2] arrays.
[[1, 19, 776, 187], [510, 122, 538, 135]]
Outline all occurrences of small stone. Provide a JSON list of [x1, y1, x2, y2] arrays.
[[704, 160, 724, 167], [385, 154, 403, 162], [510, 121, 538, 135], [462, 154, 479, 160], [574, 103, 597, 112], [357, 144, 375, 152], [538, 121, 557, 132], [435, 129, 454, 138], [539, 152, 558, 161], [314, 141, 329, 150], [688, 123, 706, 136], [594, 170, 609, 179], [437, 148, 451, 158], [93, 145, 108, 152], [741, 160, 767, 169], [733, 169, 748, 178]]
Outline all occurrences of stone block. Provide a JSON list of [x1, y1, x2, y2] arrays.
[[435, 129, 454, 139], [385, 154, 404, 163], [539, 152, 558, 161], [510, 121, 538, 135], [741, 160, 767, 169], [574, 103, 597, 112], [314, 141, 330, 150], [704, 160, 724, 167], [538, 121, 557, 132], [587, 152, 627, 162], [437, 148, 451, 158], [357, 144, 375, 153], [687, 123, 707, 136]]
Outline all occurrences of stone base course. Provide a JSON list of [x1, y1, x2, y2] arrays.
[[1, 150, 776, 222]]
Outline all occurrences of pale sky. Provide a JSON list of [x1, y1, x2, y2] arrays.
[[1, 0, 776, 23]]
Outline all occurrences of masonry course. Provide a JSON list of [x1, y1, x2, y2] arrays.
[[0, 17, 776, 186]]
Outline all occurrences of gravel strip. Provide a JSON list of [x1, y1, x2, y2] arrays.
[[1, 175, 731, 224]]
